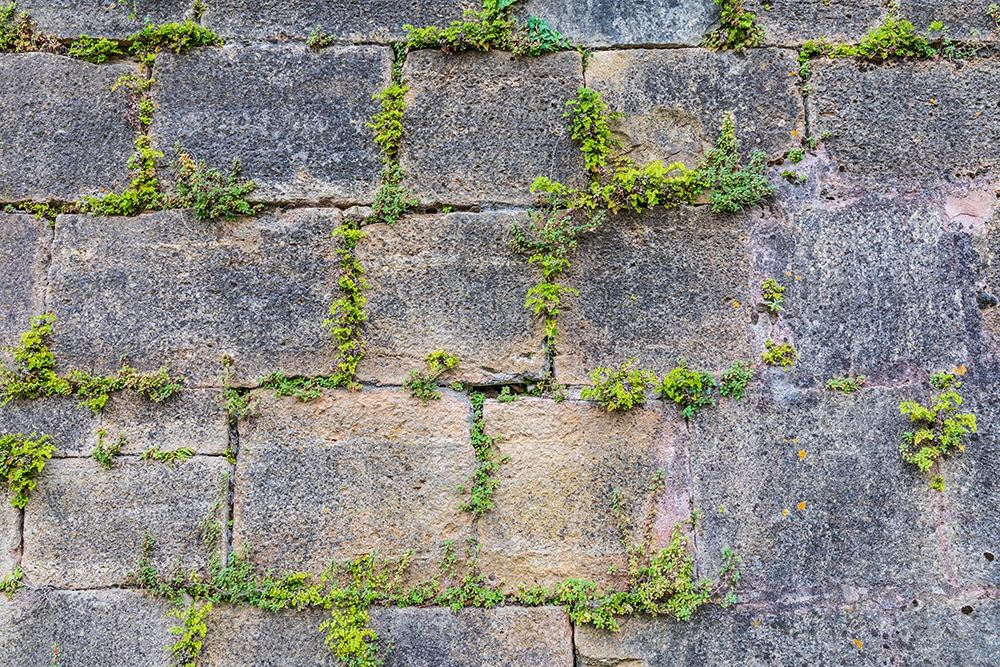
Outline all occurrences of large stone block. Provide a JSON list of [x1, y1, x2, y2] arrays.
[[896, 595, 1000, 665], [0, 502, 16, 575], [585, 49, 804, 167], [22, 456, 228, 588], [202, 0, 470, 42], [809, 60, 1000, 189], [233, 389, 474, 579], [0, 214, 50, 349], [0, 55, 135, 201], [100, 389, 229, 456], [0, 589, 173, 667], [48, 209, 340, 386], [556, 207, 755, 386], [0, 398, 98, 457], [688, 384, 944, 600], [478, 398, 689, 588], [151, 44, 389, 203], [400, 50, 585, 206], [201, 606, 333, 666], [521, 0, 715, 46], [356, 212, 545, 385], [19, 0, 191, 38]]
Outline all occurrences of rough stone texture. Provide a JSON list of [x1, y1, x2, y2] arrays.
[[201, 607, 334, 666], [809, 60, 1000, 190], [0, 502, 16, 575], [0, 54, 135, 201], [400, 50, 585, 206], [151, 44, 389, 203], [48, 209, 340, 386], [22, 457, 228, 588], [479, 398, 689, 589], [202, 0, 471, 42], [0, 398, 98, 457], [585, 49, 804, 167], [100, 389, 229, 456], [20, 0, 191, 38], [689, 383, 943, 600], [356, 212, 545, 385], [0, 214, 49, 350], [233, 390, 473, 579], [0, 589, 173, 667], [521, 0, 715, 46], [897, 596, 1000, 665], [556, 207, 755, 385]]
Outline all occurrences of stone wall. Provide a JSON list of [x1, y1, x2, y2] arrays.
[[1, 1, 999, 665]]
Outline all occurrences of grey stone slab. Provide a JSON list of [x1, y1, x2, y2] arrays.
[[896, 595, 1000, 666], [0, 589, 173, 667], [232, 389, 474, 580], [585, 48, 804, 168], [0, 214, 49, 350], [688, 383, 944, 600], [400, 50, 585, 207], [0, 502, 16, 575], [556, 207, 755, 386], [202, 606, 334, 666], [21, 456, 228, 588], [0, 54, 135, 201], [202, 0, 471, 42], [355, 212, 546, 385], [478, 398, 689, 589], [48, 208, 340, 386], [151, 44, 390, 203], [900, 1, 1000, 42], [20, 0, 191, 38], [809, 60, 1000, 190], [520, 0, 716, 47], [0, 398, 99, 457], [100, 388, 229, 456]]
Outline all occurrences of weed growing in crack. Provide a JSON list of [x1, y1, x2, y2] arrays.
[[657, 360, 718, 421], [404, 0, 570, 55], [0, 432, 54, 508], [580, 358, 658, 413], [404, 351, 461, 402], [93, 429, 125, 470], [761, 340, 797, 367], [459, 391, 506, 516], [0, 566, 23, 599], [759, 278, 786, 314], [899, 371, 977, 489], [703, 0, 765, 52], [173, 148, 261, 222], [826, 375, 867, 394]]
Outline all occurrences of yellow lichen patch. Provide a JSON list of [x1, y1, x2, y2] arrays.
[[796, 501, 807, 511], [953, 364, 967, 377], [731, 300, 742, 309], [798, 449, 807, 460], [851, 638, 864, 651], [781, 508, 790, 517]]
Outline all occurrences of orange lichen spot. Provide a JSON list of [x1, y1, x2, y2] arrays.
[[953, 364, 968, 377], [796, 501, 807, 511], [790, 129, 799, 137], [798, 449, 807, 460], [851, 638, 864, 651]]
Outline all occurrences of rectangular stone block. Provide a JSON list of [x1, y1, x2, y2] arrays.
[[0, 214, 49, 349], [0, 55, 135, 201], [688, 384, 943, 600], [48, 209, 340, 386], [0, 502, 16, 575], [0, 590, 173, 667], [556, 207, 754, 385], [521, 0, 715, 46], [100, 389, 229, 456], [478, 398, 689, 589], [897, 596, 1000, 665], [400, 50, 585, 207], [202, 0, 469, 42], [20, 0, 191, 38], [151, 44, 390, 203], [202, 606, 333, 666], [585, 49, 804, 167], [22, 456, 228, 588], [356, 212, 545, 385], [233, 389, 474, 579], [0, 398, 98, 457], [809, 60, 1000, 189]]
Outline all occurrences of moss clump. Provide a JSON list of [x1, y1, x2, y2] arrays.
[[168, 602, 212, 667], [826, 375, 866, 394], [306, 26, 335, 49], [657, 360, 717, 421], [79, 136, 165, 217], [404, 0, 570, 55], [0, 433, 55, 508], [0, 567, 23, 599], [703, 0, 765, 52], [324, 219, 369, 389], [93, 429, 125, 470], [899, 371, 977, 488], [67, 35, 123, 63], [761, 340, 797, 367], [0, 2, 61, 53], [460, 391, 506, 516], [718, 361, 753, 400], [173, 150, 261, 222], [404, 351, 461, 402], [128, 20, 221, 64], [260, 372, 342, 402], [701, 112, 774, 215], [580, 358, 658, 413], [140, 446, 195, 464], [367, 71, 417, 226], [759, 278, 786, 314]]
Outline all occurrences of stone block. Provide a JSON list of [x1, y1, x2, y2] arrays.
[[896, 595, 1000, 665], [0, 502, 16, 575], [19, 0, 190, 38], [0, 398, 98, 457], [0, 589, 173, 667], [400, 50, 585, 206], [556, 207, 754, 386], [355, 212, 545, 385], [48, 208, 340, 386], [809, 60, 1000, 189], [0, 54, 135, 201], [521, 0, 716, 47], [585, 49, 804, 167], [232, 389, 473, 579], [688, 384, 944, 600], [151, 44, 390, 203], [0, 214, 49, 350], [22, 456, 228, 588], [478, 398, 689, 588], [201, 606, 334, 666], [100, 388, 229, 456], [202, 0, 470, 42]]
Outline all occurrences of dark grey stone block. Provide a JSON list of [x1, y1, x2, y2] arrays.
[[896, 595, 1000, 666], [0, 399, 99, 457], [0, 502, 16, 574], [521, 0, 716, 47], [0, 214, 49, 349], [19, 0, 191, 38], [100, 388, 229, 456]]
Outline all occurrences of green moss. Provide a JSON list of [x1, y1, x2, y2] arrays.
[[368, 81, 408, 163], [1, 202, 75, 225], [220, 356, 258, 425], [324, 219, 369, 389], [657, 360, 717, 421], [168, 601, 212, 667], [701, 112, 774, 214], [703, 0, 765, 52], [564, 87, 620, 175], [128, 20, 222, 64], [761, 340, 797, 367], [460, 392, 505, 516], [306, 26, 335, 49], [780, 170, 807, 184], [68, 35, 123, 63], [173, 149, 262, 222], [79, 136, 165, 217], [404, 0, 569, 55], [787, 148, 805, 164], [718, 361, 752, 400], [260, 372, 342, 402], [0, 432, 55, 508], [0, 566, 23, 599], [404, 350, 461, 402], [899, 371, 976, 487], [0, 1, 61, 53], [580, 358, 658, 412], [368, 55, 417, 226], [760, 278, 786, 314], [825, 375, 867, 394], [93, 429, 125, 470], [140, 446, 195, 464]]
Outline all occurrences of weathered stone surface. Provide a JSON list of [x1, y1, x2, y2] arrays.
[[356, 212, 545, 385], [585, 49, 804, 167], [809, 60, 1000, 189], [100, 389, 229, 456], [556, 207, 754, 386], [22, 457, 228, 588], [48, 209, 340, 386], [0, 214, 49, 349], [400, 50, 584, 206], [151, 44, 389, 203], [201, 606, 334, 667], [0, 502, 16, 575], [521, 0, 715, 46], [0, 398, 98, 457], [479, 398, 688, 588], [689, 384, 943, 600], [0, 589, 173, 667], [897, 595, 1000, 665], [202, 0, 469, 42], [233, 390, 473, 578], [0, 55, 135, 201], [20, 0, 191, 38]]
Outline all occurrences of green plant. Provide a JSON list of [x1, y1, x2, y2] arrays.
[[169, 602, 212, 667], [780, 170, 807, 184], [564, 87, 620, 175], [306, 26, 335, 49], [497, 386, 516, 403], [899, 371, 976, 486], [172, 149, 261, 221], [219, 354, 258, 425], [260, 372, 341, 401], [0, 567, 23, 599], [79, 136, 165, 217], [93, 429, 125, 470], [128, 20, 221, 64], [0, 2, 61, 52], [701, 112, 774, 214], [404, 350, 461, 401], [718, 361, 752, 400], [324, 218, 369, 389], [760, 278, 786, 313], [990, 3, 1000, 32], [787, 148, 805, 164], [580, 359, 658, 412], [2, 201, 75, 224], [368, 50, 417, 226], [68, 35, 123, 62], [0, 433, 55, 508], [826, 375, 866, 394], [761, 340, 797, 367], [369, 82, 407, 163], [140, 446, 195, 464], [460, 392, 505, 516], [0, 314, 70, 404], [404, 0, 569, 55], [703, 0, 765, 52], [657, 360, 717, 420]]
